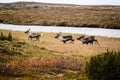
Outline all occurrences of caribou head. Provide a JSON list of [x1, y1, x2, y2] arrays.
[[77, 35, 85, 40], [24, 28, 30, 34]]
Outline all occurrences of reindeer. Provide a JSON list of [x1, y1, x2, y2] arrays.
[[24, 28, 42, 41], [55, 32, 74, 44], [77, 35, 99, 45]]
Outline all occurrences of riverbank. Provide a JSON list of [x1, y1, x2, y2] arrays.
[[0, 24, 120, 38], [0, 2, 120, 29]]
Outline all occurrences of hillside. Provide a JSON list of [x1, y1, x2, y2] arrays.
[[0, 29, 120, 79], [0, 2, 120, 29], [0, 30, 88, 80]]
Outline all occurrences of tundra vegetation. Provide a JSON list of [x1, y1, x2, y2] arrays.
[[0, 29, 120, 80], [0, 2, 120, 29], [0, 2, 120, 80], [86, 50, 120, 80], [0, 32, 12, 41]]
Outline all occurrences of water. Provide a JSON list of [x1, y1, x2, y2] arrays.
[[0, 24, 120, 38]]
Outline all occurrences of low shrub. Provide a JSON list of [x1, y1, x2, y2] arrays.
[[0, 32, 12, 41], [7, 32, 12, 41], [0, 56, 84, 77], [86, 50, 120, 80], [56, 21, 68, 26]]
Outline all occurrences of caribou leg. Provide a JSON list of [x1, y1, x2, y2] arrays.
[[70, 39, 74, 44], [94, 39, 99, 45]]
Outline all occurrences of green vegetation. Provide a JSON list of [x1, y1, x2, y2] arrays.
[[0, 2, 120, 29], [86, 50, 120, 80], [0, 30, 120, 80], [0, 40, 88, 80], [0, 32, 12, 41]]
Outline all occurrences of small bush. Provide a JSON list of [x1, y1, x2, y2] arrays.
[[56, 21, 68, 26], [0, 19, 4, 23], [0, 32, 12, 41], [86, 50, 120, 80], [0, 32, 6, 40], [41, 21, 51, 26], [7, 32, 12, 41]]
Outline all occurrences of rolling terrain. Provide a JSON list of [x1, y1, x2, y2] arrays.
[[0, 2, 120, 29], [0, 29, 120, 79], [0, 2, 120, 79]]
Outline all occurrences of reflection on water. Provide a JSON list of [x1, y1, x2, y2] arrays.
[[0, 24, 120, 38]]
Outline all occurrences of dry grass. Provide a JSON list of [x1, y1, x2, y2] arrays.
[[1, 29, 120, 57], [43, 33, 120, 57], [0, 2, 120, 28], [0, 56, 84, 75], [0, 30, 87, 79], [0, 29, 119, 79], [0, 55, 88, 79]]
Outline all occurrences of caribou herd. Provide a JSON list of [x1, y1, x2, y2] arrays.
[[24, 28, 99, 45]]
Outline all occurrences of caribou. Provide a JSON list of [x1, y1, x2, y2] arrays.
[[77, 35, 99, 45], [55, 32, 74, 44], [24, 28, 42, 41]]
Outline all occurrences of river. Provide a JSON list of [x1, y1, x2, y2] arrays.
[[0, 24, 120, 38]]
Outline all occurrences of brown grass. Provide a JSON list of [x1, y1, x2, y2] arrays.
[[1, 29, 120, 57], [0, 56, 84, 75], [0, 2, 120, 28], [0, 29, 119, 79]]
